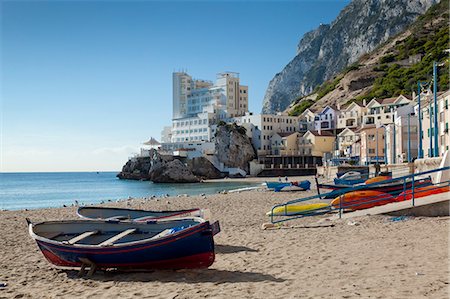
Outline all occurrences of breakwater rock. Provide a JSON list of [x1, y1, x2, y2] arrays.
[[117, 149, 199, 183]]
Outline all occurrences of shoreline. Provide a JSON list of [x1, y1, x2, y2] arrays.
[[1, 187, 448, 298], [1, 175, 275, 212]]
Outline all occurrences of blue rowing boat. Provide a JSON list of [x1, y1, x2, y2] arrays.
[[266, 180, 311, 192], [28, 217, 218, 270]]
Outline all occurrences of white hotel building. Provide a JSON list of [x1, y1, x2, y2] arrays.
[[170, 71, 248, 143]]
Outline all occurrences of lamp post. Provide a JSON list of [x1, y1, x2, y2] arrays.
[[433, 61, 439, 157], [429, 101, 433, 157], [383, 126, 387, 165], [407, 114, 411, 163], [393, 124, 396, 164], [417, 81, 427, 159]]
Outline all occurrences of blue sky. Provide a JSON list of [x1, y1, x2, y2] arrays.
[[1, 0, 349, 172]]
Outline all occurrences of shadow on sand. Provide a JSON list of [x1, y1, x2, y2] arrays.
[[215, 244, 259, 254], [64, 268, 284, 283]]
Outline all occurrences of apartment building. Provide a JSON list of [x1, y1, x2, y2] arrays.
[[232, 112, 299, 156], [336, 128, 360, 159], [299, 108, 316, 132], [362, 95, 412, 127], [336, 102, 366, 129], [359, 125, 386, 165], [300, 130, 335, 157], [271, 132, 302, 156], [171, 72, 248, 143], [314, 106, 337, 130], [418, 90, 450, 158]]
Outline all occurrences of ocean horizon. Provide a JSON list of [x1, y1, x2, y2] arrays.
[[0, 172, 257, 211]]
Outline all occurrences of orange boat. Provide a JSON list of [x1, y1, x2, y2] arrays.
[[331, 190, 395, 210], [365, 176, 392, 185], [394, 185, 450, 202]]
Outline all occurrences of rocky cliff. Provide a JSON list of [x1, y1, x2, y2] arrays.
[[117, 149, 199, 183], [187, 157, 226, 179], [214, 123, 256, 173], [287, 0, 448, 113], [117, 156, 152, 180], [262, 0, 438, 113]]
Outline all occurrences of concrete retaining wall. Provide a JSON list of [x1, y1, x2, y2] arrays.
[[387, 200, 449, 217]]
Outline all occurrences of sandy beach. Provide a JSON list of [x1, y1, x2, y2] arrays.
[[0, 180, 449, 299]]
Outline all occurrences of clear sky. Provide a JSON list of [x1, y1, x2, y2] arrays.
[[1, 0, 349, 172]]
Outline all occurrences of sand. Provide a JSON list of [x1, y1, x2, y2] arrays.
[[0, 180, 449, 298]]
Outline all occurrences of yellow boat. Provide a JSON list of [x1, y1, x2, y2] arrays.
[[267, 203, 330, 216]]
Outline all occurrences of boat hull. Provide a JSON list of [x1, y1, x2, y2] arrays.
[[319, 177, 432, 198], [31, 221, 215, 270], [77, 207, 205, 221], [267, 203, 330, 216], [331, 190, 395, 210], [394, 185, 450, 202], [266, 180, 311, 192]]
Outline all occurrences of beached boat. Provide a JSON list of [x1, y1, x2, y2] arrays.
[[266, 180, 311, 192], [266, 202, 330, 216], [77, 206, 209, 222], [331, 190, 395, 210], [364, 175, 392, 184], [333, 172, 392, 186], [28, 217, 218, 270], [394, 185, 450, 202], [318, 177, 432, 198], [334, 171, 368, 186]]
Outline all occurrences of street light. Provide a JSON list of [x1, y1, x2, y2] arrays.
[[417, 81, 429, 159], [432, 59, 447, 157], [433, 61, 439, 157]]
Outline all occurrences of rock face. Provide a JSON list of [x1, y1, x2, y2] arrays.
[[150, 158, 200, 183], [118, 149, 199, 183], [117, 157, 151, 180], [214, 124, 256, 173], [187, 157, 226, 179], [262, 0, 438, 113]]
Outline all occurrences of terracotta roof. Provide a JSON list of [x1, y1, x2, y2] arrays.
[[308, 130, 335, 137], [402, 95, 412, 100], [376, 97, 396, 105], [277, 132, 295, 137]]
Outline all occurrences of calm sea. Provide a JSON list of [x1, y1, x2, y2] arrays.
[[0, 172, 257, 211]]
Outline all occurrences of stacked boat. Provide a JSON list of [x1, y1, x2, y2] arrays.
[[265, 180, 311, 192], [28, 206, 220, 275]]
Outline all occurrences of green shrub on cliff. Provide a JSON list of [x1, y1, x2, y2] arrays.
[[288, 99, 315, 116]]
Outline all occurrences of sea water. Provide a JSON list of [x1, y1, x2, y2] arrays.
[[0, 172, 257, 211]]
